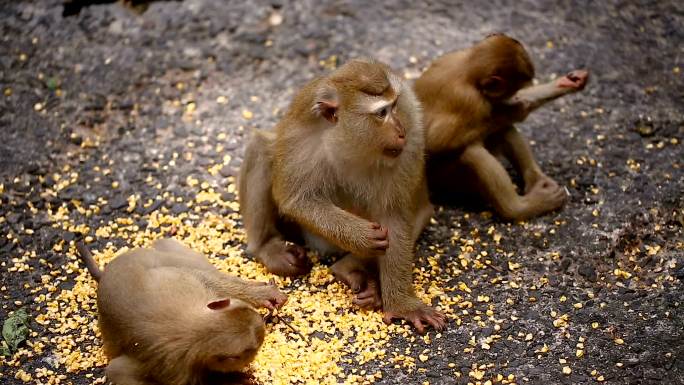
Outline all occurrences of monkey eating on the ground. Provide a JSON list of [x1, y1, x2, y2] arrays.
[[76, 238, 287, 385], [415, 33, 589, 221], [239, 59, 443, 333]]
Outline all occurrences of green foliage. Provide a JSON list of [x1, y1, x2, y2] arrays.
[[1, 308, 30, 356]]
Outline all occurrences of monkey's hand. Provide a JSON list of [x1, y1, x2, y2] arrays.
[[556, 69, 589, 91], [350, 222, 389, 257], [249, 283, 288, 310], [383, 300, 446, 335], [506, 69, 589, 116]]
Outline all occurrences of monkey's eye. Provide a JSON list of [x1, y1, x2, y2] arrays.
[[376, 106, 389, 119], [215, 354, 239, 362]]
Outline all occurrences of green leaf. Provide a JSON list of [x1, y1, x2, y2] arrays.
[[0, 341, 10, 357], [46, 77, 58, 90], [2, 308, 30, 352]]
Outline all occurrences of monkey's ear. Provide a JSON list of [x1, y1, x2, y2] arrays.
[[207, 298, 231, 310], [480, 75, 508, 99], [313, 85, 339, 124]]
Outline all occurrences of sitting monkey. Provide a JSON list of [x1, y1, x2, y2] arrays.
[[77, 238, 287, 385], [415, 33, 589, 220], [238, 59, 443, 333]]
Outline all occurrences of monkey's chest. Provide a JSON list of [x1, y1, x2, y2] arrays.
[[302, 230, 344, 256]]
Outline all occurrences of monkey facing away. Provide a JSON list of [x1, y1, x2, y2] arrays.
[[415, 33, 589, 221], [77, 238, 287, 385], [239, 59, 443, 333]]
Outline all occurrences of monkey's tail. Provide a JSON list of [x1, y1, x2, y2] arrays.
[[76, 241, 102, 282]]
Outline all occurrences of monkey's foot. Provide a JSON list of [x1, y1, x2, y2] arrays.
[[352, 279, 382, 310], [556, 69, 589, 90], [258, 242, 311, 277], [523, 173, 558, 194], [525, 177, 567, 214], [330, 258, 382, 309], [383, 305, 446, 334]]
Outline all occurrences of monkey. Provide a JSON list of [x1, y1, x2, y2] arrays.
[[238, 59, 444, 333], [414, 33, 589, 221], [76, 238, 287, 385]]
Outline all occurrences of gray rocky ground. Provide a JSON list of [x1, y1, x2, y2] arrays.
[[0, 1, 682, 384]]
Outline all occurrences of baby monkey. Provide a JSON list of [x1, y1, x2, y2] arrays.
[[77, 238, 287, 385], [415, 33, 589, 220]]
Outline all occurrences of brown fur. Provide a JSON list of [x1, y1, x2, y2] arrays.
[[239, 59, 444, 333], [78, 238, 286, 385], [415, 34, 589, 220]]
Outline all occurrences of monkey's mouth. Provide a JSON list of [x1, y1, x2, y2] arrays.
[[383, 147, 403, 158]]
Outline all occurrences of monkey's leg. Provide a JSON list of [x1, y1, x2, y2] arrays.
[[506, 69, 589, 114], [239, 132, 310, 277], [460, 144, 565, 221], [378, 216, 445, 334], [106, 355, 150, 385], [488, 126, 560, 195], [330, 254, 381, 309], [412, 180, 434, 243]]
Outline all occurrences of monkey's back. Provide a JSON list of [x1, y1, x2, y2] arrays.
[[415, 50, 493, 154], [96, 248, 210, 358]]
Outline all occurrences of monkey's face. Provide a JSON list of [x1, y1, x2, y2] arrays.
[[202, 298, 265, 373], [355, 92, 408, 159], [324, 62, 414, 163]]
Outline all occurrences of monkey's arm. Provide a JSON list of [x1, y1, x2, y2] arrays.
[[194, 271, 287, 310], [505, 69, 589, 116], [279, 197, 389, 257]]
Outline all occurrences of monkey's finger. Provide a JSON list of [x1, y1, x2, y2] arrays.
[[566, 73, 580, 82], [284, 244, 310, 266], [353, 296, 381, 310], [373, 240, 389, 249], [260, 300, 276, 310], [283, 251, 308, 267], [274, 294, 288, 308], [425, 315, 447, 331], [370, 226, 389, 240], [411, 318, 426, 335], [355, 290, 375, 300]]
